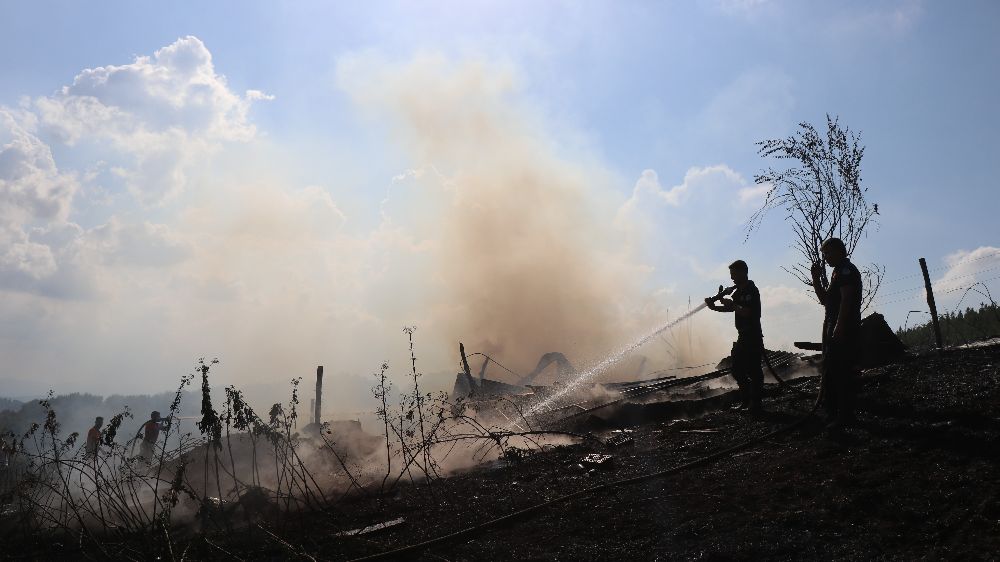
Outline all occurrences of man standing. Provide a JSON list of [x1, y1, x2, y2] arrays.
[[137, 411, 169, 461], [811, 237, 863, 429], [85, 416, 104, 459], [705, 260, 764, 414]]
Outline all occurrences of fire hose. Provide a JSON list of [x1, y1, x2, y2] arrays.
[[762, 346, 814, 398]]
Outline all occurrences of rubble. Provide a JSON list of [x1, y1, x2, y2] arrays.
[[453, 348, 809, 430], [859, 312, 908, 367], [605, 429, 634, 448], [796, 312, 908, 368], [580, 453, 614, 470]]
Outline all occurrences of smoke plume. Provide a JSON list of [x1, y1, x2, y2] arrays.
[[339, 53, 667, 380]]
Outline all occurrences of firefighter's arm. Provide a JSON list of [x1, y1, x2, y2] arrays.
[[705, 286, 735, 312], [811, 262, 827, 305], [710, 297, 736, 312]]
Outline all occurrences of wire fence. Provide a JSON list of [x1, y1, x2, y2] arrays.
[[877, 250, 1000, 287], [870, 262, 1000, 309], [893, 278, 1000, 351]]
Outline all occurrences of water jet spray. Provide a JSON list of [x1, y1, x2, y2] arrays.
[[524, 298, 716, 418]]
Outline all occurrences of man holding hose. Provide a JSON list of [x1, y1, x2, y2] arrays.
[[705, 260, 764, 415]]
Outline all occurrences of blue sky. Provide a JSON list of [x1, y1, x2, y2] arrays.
[[1, 1, 997, 406]]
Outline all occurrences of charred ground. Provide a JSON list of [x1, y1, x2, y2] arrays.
[[6, 343, 1000, 561]]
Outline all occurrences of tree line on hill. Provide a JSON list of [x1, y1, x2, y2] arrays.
[[896, 302, 1000, 350]]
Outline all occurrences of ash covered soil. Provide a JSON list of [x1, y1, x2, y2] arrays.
[[11, 344, 1000, 561], [326, 344, 1000, 561]]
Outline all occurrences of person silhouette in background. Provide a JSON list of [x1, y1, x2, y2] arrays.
[[85, 416, 103, 459], [137, 410, 169, 461], [705, 260, 764, 415]]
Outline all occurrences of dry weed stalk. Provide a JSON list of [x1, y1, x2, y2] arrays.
[[0, 333, 588, 558]]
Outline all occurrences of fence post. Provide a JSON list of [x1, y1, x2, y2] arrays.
[[315, 366, 323, 425], [919, 258, 944, 352]]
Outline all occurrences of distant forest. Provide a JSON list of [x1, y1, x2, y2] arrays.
[[896, 302, 1000, 349], [0, 397, 22, 414]]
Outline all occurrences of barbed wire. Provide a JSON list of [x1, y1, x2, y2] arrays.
[[875, 275, 1000, 306], [879, 250, 1000, 285], [949, 282, 999, 316], [938, 274, 1000, 295], [873, 292, 925, 308], [871, 274, 1000, 309], [902, 310, 930, 331], [877, 284, 927, 299], [877, 263, 1000, 299], [464, 352, 524, 380]]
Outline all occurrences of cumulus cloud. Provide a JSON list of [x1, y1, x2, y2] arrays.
[[41, 36, 261, 141], [32, 36, 271, 204], [616, 164, 750, 249], [738, 182, 771, 204], [0, 110, 77, 223], [0, 227, 58, 281], [618, 165, 745, 215], [0, 222, 100, 300], [626, 169, 689, 208], [935, 246, 1000, 305], [0, 103, 200, 299], [0, 110, 80, 294], [0, 37, 376, 398]]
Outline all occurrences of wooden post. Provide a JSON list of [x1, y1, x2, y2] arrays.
[[919, 258, 944, 352], [315, 366, 323, 425], [459, 343, 475, 394]]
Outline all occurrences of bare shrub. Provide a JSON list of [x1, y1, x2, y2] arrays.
[[747, 115, 883, 310]]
